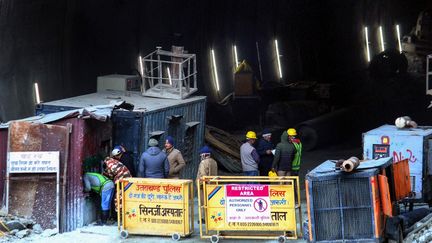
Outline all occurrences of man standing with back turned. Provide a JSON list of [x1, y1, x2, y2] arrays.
[[240, 131, 260, 176]]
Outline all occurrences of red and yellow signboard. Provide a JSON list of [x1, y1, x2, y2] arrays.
[[118, 178, 193, 237], [205, 183, 296, 232]]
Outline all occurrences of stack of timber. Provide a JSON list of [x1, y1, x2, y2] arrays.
[[205, 125, 242, 173]]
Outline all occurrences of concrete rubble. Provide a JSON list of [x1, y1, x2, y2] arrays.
[[0, 214, 58, 242]]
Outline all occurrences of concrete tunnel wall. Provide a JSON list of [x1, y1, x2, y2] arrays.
[[0, 0, 429, 122]]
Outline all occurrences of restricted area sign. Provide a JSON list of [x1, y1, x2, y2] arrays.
[[226, 185, 271, 222], [206, 183, 296, 231]]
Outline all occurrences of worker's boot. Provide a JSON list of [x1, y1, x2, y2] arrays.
[[101, 210, 109, 225], [95, 210, 109, 226]]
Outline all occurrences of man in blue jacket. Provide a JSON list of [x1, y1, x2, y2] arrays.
[[138, 138, 170, 178]]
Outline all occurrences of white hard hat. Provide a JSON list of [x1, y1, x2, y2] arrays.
[[111, 148, 122, 156]]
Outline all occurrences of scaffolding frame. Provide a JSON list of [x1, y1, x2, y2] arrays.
[[141, 47, 197, 99]]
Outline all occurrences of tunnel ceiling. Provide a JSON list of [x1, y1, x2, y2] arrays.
[[0, 0, 430, 121]]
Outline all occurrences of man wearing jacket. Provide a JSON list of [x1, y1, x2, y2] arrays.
[[138, 138, 170, 178], [83, 172, 114, 225], [240, 131, 260, 176], [256, 128, 274, 176], [164, 136, 186, 179], [272, 130, 296, 176], [111, 145, 136, 177], [287, 128, 302, 176]]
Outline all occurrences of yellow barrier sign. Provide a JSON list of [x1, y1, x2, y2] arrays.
[[205, 183, 296, 232], [118, 178, 193, 238]]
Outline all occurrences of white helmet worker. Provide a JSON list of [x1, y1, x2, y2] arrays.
[[111, 146, 123, 157]]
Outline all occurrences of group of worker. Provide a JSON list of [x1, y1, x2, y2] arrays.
[[83, 128, 300, 226], [241, 128, 302, 177], [83, 136, 217, 225]]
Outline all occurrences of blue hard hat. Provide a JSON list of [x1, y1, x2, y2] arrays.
[[199, 146, 211, 154]]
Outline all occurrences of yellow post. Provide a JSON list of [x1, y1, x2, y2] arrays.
[[117, 181, 120, 230]]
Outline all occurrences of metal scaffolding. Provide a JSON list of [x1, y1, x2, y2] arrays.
[[140, 47, 198, 99]]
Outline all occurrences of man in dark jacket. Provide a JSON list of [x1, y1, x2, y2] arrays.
[[256, 128, 274, 176], [112, 145, 136, 177], [272, 131, 295, 176], [138, 138, 170, 178]]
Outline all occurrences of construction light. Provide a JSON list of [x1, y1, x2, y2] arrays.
[[275, 39, 282, 79], [167, 67, 172, 85], [138, 55, 144, 76], [34, 82, 41, 104], [233, 45, 239, 68], [211, 49, 220, 92], [396, 25, 402, 53], [381, 136, 390, 145], [364, 27, 371, 62], [379, 26, 385, 52]]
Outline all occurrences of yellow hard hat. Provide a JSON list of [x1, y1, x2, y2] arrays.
[[287, 128, 297, 136], [246, 131, 257, 139]]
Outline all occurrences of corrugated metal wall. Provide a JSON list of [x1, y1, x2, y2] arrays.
[[142, 98, 206, 180], [0, 129, 8, 204], [51, 117, 112, 232]]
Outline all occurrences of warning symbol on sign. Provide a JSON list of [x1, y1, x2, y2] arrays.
[[254, 198, 268, 212]]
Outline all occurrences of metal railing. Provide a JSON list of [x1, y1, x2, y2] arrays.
[[141, 47, 198, 99]]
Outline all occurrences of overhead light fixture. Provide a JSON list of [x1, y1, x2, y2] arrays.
[[211, 49, 220, 92], [275, 39, 282, 79], [167, 67, 172, 85], [138, 55, 144, 76], [233, 45, 239, 68], [34, 82, 41, 104], [396, 25, 402, 53], [364, 27, 371, 62], [379, 26, 385, 52]]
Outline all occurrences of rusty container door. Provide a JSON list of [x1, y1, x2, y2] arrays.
[[52, 118, 112, 232], [8, 121, 70, 231], [393, 159, 412, 201]]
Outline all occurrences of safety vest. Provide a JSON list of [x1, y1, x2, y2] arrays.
[[292, 141, 302, 171], [87, 172, 111, 194]]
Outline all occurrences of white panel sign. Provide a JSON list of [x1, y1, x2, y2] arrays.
[[8, 151, 60, 173]]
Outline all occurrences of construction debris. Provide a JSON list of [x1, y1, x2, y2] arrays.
[[0, 213, 58, 242], [205, 125, 242, 173], [405, 212, 432, 243]]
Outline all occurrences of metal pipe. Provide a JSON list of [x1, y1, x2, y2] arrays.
[[341, 157, 360, 172]]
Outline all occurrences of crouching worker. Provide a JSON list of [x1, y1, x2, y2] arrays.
[[196, 146, 218, 224], [83, 172, 114, 225]]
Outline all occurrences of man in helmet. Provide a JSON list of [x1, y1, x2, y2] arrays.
[[272, 130, 295, 176], [83, 172, 114, 225], [240, 131, 260, 176], [138, 138, 170, 178], [103, 150, 132, 212], [111, 145, 136, 177], [287, 128, 302, 176], [164, 136, 186, 179]]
